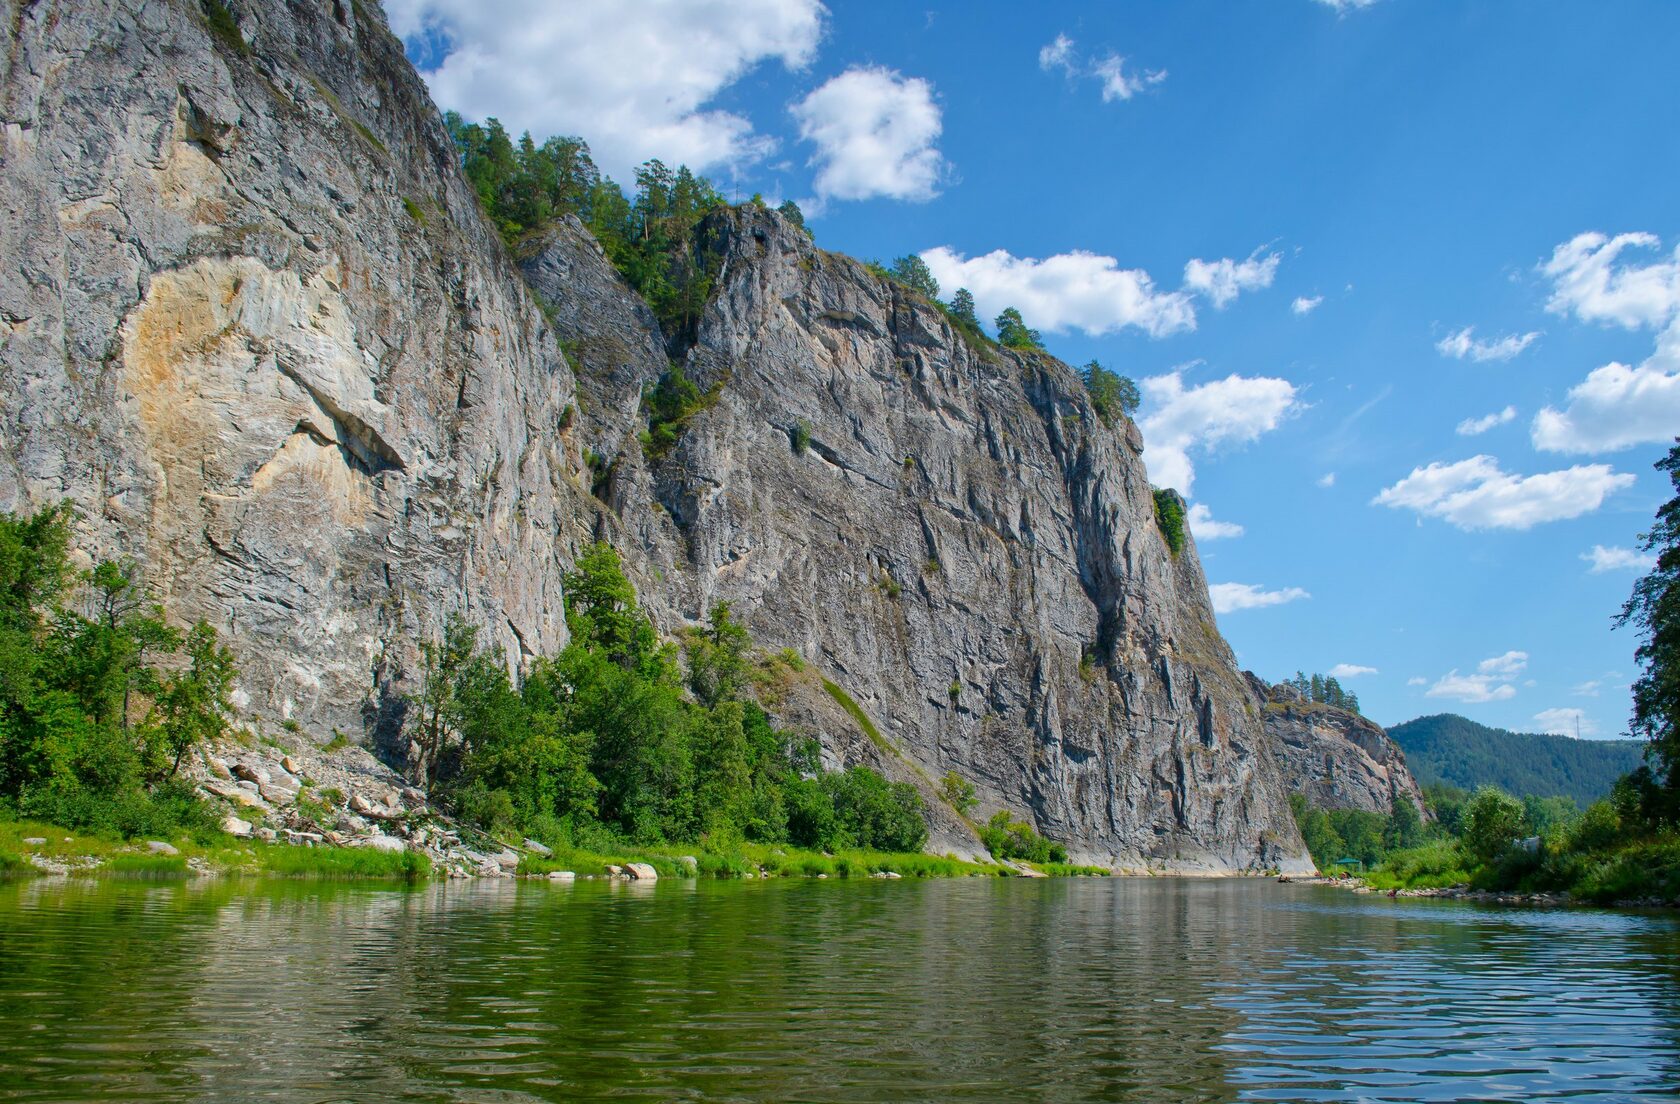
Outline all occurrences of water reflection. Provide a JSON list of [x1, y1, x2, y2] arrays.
[[0, 877, 1675, 1102]]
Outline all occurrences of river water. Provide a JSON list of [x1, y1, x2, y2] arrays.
[[0, 876, 1675, 1102]]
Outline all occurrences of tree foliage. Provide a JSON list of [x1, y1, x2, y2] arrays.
[[0, 505, 232, 835], [1616, 439, 1680, 825], [888, 254, 940, 300], [444, 113, 726, 339], [948, 288, 979, 329], [1284, 671, 1360, 714], [1081, 361, 1140, 427], [1388, 714, 1643, 806], [993, 307, 1043, 351], [418, 543, 928, 852]]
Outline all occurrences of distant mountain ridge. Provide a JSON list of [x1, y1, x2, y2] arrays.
[[1386, 714, 1645, 806]]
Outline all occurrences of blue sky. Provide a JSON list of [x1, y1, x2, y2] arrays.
[[386, 0, 1680, 738]]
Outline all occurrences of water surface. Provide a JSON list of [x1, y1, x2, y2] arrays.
[[0, 876, 1675, 1101]]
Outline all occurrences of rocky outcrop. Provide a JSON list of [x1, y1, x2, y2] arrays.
[[1247, 676, 1427, 817], [0, 0, 1310, 873]]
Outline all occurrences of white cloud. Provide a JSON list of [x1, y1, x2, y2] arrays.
[[1542, 231, 1680, 332], [791, 67, 945, 202], [1038, 33, 1075, 74], [1317, 472, 1336, 488], [1427, 652, 1522, 703], [1209, 582, 1310, 614], [1314, 0, 1380, 11], [1531, 360, 1680, 454], [1372, 455, 1634, 531], [1455, 406, 1517, 436], [1328, 664, 1377, 679], [1037, 35, 1165, 101], [385, 0, 825, 180], [1533, 707, 1598, 738], [1406, 677, 1428, 687], [1291, 295, 1323, 316], [1183, 252, 1281, 309], [1478, 650, 1529, 678], [1187, 502, 1244, 540], [1533, 231, 1680, 454], [1572, 679, 1602, 697], [1581, 544, 1657, 574], [1436, 327, 1540, 362], [1092, 54, 1168, 102], [920, 247, 1196, 338], [1138, 370, 1299, 496]]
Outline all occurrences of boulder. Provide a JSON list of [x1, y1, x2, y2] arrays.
[[221, 816, 254, 838], [624, 862, 658, 881], [146, 841, 179, 855], [231, 763, 268, 786], [22, 837, 46, 846], [206, 756, 233, 781], [493, 848, 521, 871], [605, 864, 625, 877], [359, 835, 406, 854], [280, 756, 302, 777], [523, 838, 553, 857], [255, 828, 278, 842], [547, 870, 577, 882]]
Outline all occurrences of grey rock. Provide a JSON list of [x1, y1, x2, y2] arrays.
[[522, 838, 553, 857], [206, 756, 233, 781], [359, 835, 406, 854], [0, 0, 1309, 873], [221, 815, 254, 838], [624, 862, 658, 881], [1248, 674, 1427, 817], [146, 841, 179, 855], [547, 870, 576, 882], [22, 837, 46, 846]]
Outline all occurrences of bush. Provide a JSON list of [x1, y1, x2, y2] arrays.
[[980, 811, 1067, 864], [939, 771, 977, 815], [1463, 786, 1528, 863], [1364, 840, 1474, 890], [1152, 488, 1186, 556]]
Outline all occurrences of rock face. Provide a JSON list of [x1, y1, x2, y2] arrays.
[[0, 0, 1310, 873], [1247, 676, 1427, 817]]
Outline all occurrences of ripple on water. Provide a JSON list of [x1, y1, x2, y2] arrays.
[[0, 878, 1677, 1102]]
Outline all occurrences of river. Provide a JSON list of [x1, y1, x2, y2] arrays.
[[0, 876, 1675, 1102]]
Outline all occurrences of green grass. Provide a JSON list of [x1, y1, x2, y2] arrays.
[[256, 845, 429, 881], [1362, 840, 1474, 890], [1032, 862, 1111, 877], [99, 853, 189, 877], [513, 837, 1011, 880], [200, 0, 249, 56], [0, 849, 28, 877], [402, 197, 428, 224], [822, 679, 890, 753]]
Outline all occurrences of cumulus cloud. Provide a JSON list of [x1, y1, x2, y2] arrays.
[[791, 67, 945, 202], [1531, 360, 1680, 453], [1436, 327, 1541, 362], [1183, 252, 1281, 309], [1455, 406, 1517, 436], [1572, 679, 1602, 697], [1542, 231, 1680, 332], [1037, 35, 1165, 101], [385, 0, 824, 180], [1426, 651, 1527, 704], [1209, 583, 1310, 614], [1328, 664, 1377, 679], [1533, 231, 1680, 453], [1317, 472, 1336, 488], [920, 247, 1196, 338], [1138, 370, 1299, 495], [1187, 502, 1244, 540], [1533, 707, 1598, 738], [1292, 295, 1323, 315], [1582, 544, 1657, 574], [1372, 455, 1634, 531]]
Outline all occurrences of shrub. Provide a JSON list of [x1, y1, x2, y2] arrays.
[[939, 771, 977, 815], [1152, 488, 1187, 556], [1463, 786, 1528, 864], [791, 421, 811, 455], [980, 811, 1067, 864]]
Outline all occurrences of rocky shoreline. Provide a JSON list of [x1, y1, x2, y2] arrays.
[[1283, 875, 1676, 911]]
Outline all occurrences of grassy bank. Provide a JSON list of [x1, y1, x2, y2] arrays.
[[0, 817, 428, 881], [514, 839, 1087, 880]]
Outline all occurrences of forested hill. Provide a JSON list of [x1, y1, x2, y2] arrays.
[[1386, 714, 1645, 806]]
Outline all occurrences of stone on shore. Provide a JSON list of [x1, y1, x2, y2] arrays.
[[625, 862, 658, 881], [146, 841, 179, 855]]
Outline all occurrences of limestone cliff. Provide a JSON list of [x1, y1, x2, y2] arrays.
[[0, 0, 1310, 872], [1247, 676, 1427, 817]]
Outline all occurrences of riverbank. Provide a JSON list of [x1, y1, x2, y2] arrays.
[[1286, 872, 1677, 911], [0, 816, 1107, 883]]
